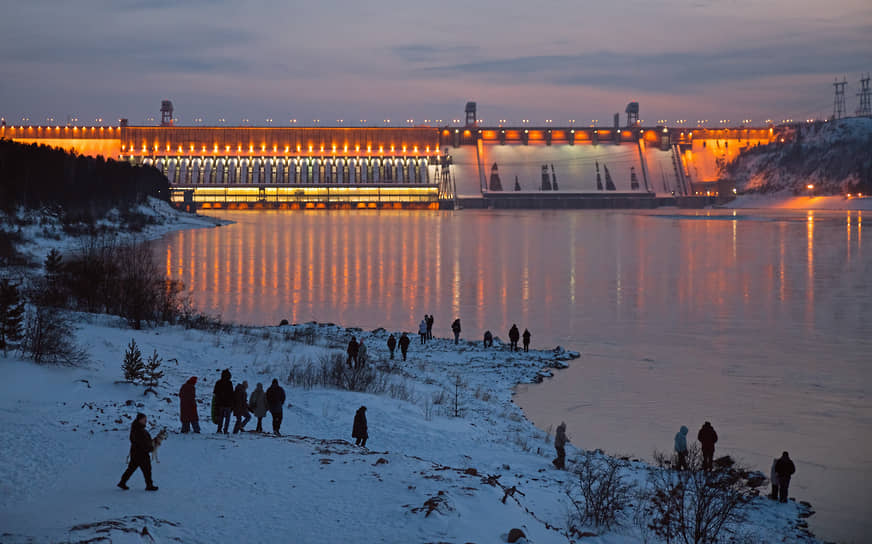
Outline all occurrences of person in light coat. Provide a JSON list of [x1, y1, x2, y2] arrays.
[[674, 425, 689, 470], [419, 319, 428, 345], [248, 382, 268, 432]]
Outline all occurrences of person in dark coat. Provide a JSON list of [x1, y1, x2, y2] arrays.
[[451, 318, 461, 344], [387, 334, 397, 360], [232, 381, 251, 434], [508, 324, 520, 351], [248, 382, 268, 432], [399, 332, 410, 361], [522, 328, 531, 352], [346, 336, 359, 368], [697, 421, 718, 471], [774, 451, 796, 503], [265, 378, 286, 435], [483, 330, 493, 348], [117, 413, 158, 491], [553, 422, 568, 469], [352, 406, 368, 447], [179, 377, 200, 433], [426, 315, 434, 340], [213, 369, 234, 434]]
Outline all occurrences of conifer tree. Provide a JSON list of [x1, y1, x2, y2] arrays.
[[143, 349, 164, 388], [0, 279, 25, 355], [122, 338, 144, 382], [42, 249, 66, 307]]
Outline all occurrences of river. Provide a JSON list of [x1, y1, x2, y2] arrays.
[[153, 208, 870, 543]]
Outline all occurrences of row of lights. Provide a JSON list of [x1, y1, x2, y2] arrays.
[[121, 142, 436, 155]]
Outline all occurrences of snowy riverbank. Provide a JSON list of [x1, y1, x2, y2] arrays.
[[0, 315, 819, 543], [724, 193, 872, 211], [2, 197, 228, 266]]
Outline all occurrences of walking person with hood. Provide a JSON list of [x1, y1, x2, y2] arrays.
[[352, 406, 368, 447], [508, 324, 520, 351], [346, 336, 359, 369], [674, 425, 689, 470], [451, 318, 461, 345], [697, 421, 718, 471], [179, 376, 200, 434], [774, 451, 796, 503], [387, 334, 397, 360], [266, 378, 286, 435], [553, 422, 568, 469], [117, 412, 158, 491], [522, 328, 531, 352], [399, 332, 410, 361], [232, 381, 251, 434], [419, 318, 428, 345], [248, 382, 268, 433], [213, 369, 234, 434]]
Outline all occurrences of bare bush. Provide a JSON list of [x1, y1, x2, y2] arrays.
[[566, 451, 634, 532], [22, 306, 87, 365], [644, 447, 754, 544], [286, 353, 414, 399]]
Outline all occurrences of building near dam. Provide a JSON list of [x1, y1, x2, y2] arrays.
[[1, 102, 778, 209]]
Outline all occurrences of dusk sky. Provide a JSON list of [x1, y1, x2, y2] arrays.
[[2, 0, 870, 126]]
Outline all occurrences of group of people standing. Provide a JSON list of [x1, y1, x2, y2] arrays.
[[386, 332, 411, 361], [673, 421, 798, 502], [345, 336, 369, 369], [483, 324, 531, 351], [208, 369, 287, 435]]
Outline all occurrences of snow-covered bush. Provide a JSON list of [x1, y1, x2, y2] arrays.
[[644, 448, 754, 544], [566, 451, 634, 532]]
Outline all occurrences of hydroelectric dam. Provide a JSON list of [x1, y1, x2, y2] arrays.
[[1, 102, 780, 210]]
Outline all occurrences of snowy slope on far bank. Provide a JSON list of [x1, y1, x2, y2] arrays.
[[3, 197, 228, 265], [724, 117, 872, 195], [0, 316, 817, 544]]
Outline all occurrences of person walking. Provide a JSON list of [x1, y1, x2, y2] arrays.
[[769, 457, 780, 500], [179, 376, 200, 434], [419, 318, 428, 345], [697, 421, 718, 471], [483, 330, 493, 348], [213, 369, 234, 434], [266, 378, 286, 436], [117, 412, 158, 491], [426, 315, 434, 340], [357, 340, 367, 369], [352, 406, 368, 447], [232, 381, 251, 434], [674, 425, 689, 470], [387, 334, 397, 360], [451, 318, 461, 345], [522, 328, 531, 352], [774, 451, 796, 503], [553, 422, 568, 469], [346, 336, 360, 368], [248, 382, 268, 433], [508, 324, 520, 351], [399, 332, 410, 361]]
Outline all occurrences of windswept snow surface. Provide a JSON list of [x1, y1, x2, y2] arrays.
[[0, 317, 816, 543]]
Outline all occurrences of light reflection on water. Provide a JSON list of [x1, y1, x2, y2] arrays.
[[153, 208, 870, 543]]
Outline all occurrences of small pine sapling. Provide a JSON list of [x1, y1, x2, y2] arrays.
[[122, 339, 144, 382], [143, 349, 164, 391], [0, 279, 26, 355]]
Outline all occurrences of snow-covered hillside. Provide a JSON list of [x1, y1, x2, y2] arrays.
[[0, 316, 817, 543], [725, 118, 872, 195]]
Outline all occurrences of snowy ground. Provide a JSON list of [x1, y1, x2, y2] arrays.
[[3, 197, 228, 265], [0, 316, 817, 544]]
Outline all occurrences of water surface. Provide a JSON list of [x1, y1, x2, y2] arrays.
[[153, 209, 870, 543]]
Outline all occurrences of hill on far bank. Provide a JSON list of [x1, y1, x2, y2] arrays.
[[723, 117, 872, 195]]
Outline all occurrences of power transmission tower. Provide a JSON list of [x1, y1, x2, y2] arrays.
[[832, 77, 847, 120], [857, 74, 872, 117]]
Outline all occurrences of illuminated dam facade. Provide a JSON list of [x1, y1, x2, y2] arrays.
[[1, 120, 778, 209]]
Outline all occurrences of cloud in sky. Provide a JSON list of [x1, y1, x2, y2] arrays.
[[1, 0, 870, 124]]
